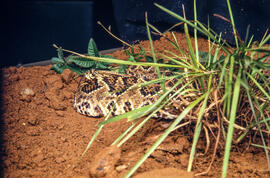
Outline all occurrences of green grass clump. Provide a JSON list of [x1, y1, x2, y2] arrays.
[[53, 0, 270, 177]]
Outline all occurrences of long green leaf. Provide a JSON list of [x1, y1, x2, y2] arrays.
[[222, 69, 241, 178], [226, 55, 235, 117], [145, 13, 165, 92], [55, 46, 184, 69], [148, 22, 189, 57], [259, 33, 270, 47], [218, 55, 230, 89], [99, 105, 152, 126], [251, 143, 270, 150], [226, 0, 239, 48], [193, 0, 199, 63], [183, 15, 198, 68]]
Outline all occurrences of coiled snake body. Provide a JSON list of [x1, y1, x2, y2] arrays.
[[73, 66, 181, 119]]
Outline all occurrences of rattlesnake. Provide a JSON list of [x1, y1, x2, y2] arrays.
[[73, 66, 182, 119]]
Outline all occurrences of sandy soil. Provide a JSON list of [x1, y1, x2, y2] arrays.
[[1, 32, 270, 177]]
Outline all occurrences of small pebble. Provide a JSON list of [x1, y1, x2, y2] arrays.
[[115, 165, 127, 172], [20, 88, 35, 102], [55, 157, 66, 163], [21, 88, 35, 96]]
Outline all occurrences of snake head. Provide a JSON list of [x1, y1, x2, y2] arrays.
[[85, 69, 98, 80]]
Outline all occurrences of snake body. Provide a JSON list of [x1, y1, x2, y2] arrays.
[[73, 66, 181, 119]]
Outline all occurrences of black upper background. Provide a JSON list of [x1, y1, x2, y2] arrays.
[[1, 0, 270, 67]]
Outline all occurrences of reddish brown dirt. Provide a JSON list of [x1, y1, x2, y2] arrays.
[[1, 32, 270, 177]]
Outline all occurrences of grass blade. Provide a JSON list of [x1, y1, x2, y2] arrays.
[[145, 12, 165, 92], [111, 120, 138, 146], [251, 143, 270, 150], [188, 90, 211, 171], [154, 3, 231, 55], [147, 23, 189, 57], [99, 105, 152, 126], [246, 72, 270, 100], [245, 86, 270, 170], [193, 0, 199, 63], [125, 93, 207, 178], [56, 46, 183, 69], [259, 33, 270, 47], [226, 0, 239, 47], [117, 80, 192, 147], [222, 69, 241, 178], [226, 55, 235, 117]]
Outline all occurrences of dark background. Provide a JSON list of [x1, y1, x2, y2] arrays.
[[1, 0, 270, 67]]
